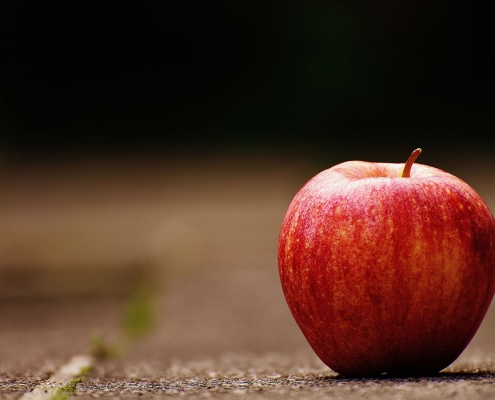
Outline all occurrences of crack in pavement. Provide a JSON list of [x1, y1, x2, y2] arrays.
[[19, 355, 94, 400]]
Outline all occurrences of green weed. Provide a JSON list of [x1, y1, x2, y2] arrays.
[[50, 378, 83, 399], [123, 288, 155, 338]]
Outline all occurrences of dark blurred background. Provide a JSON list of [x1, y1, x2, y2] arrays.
[[0, 0, 493, 153]]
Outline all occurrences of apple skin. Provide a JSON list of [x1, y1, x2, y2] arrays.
[[278, 159, 495, 377]]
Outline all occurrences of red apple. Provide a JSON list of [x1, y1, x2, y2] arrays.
[[278, 149, 495, 376]]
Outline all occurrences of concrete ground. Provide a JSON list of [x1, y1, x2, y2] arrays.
[[0, 148, 494, 399]]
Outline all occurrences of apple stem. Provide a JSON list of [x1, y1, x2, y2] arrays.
[[401, 148, 422, 178]]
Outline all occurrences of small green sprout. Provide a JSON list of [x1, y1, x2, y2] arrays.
[[50, 378, 82, 400], [123, 288, 155, 338], [90, 332, 120, 360]]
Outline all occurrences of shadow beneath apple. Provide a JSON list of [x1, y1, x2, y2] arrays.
[[327, 370, 495, 383]]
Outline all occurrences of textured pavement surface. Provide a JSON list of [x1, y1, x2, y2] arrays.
[[0, 148, 494, 399]]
